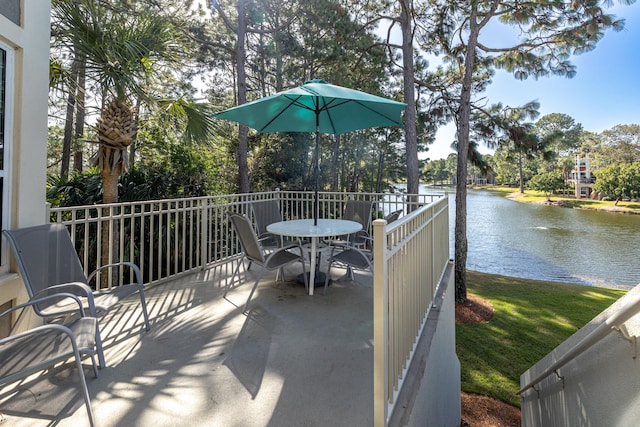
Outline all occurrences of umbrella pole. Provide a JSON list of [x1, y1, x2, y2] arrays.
[[314, 124, 320, 226]]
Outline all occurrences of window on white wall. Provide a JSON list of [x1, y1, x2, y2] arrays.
[[0, 43, 13, 270]]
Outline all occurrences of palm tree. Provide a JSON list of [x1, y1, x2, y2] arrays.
[[52, 0, 216, 205], [476, 101, 555, 193], [52, 0, 216, 286]]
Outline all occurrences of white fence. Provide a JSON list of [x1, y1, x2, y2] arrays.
[[373, 195, 450, 425], [48, 190, 440, 288], [49, 189, 450, 426]]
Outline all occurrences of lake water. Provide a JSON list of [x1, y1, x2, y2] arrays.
[[421, 187, 640, 289]]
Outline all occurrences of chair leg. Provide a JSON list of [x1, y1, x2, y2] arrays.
[[90, 354, 99, 378], [71, 341, 96, 427], [95, 323, 106, 369], [346, 266, 355, 281], [225, 256, 244, 297], [138, 288, 151, 331], [301, 256, 309, 293], [324, 260, 332, 295], [244, 276, 262, 313]]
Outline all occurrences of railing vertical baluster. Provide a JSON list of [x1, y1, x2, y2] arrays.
[[49, 191, 448, 425]]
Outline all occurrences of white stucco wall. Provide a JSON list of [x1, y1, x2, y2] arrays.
[[0, 1, 51, 309], [521, 285, 640, 427]]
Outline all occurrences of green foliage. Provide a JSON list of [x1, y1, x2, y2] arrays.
[[52, 0, 187, 102], [50, 0, 219, 203], [593, 162, 640, 205], [589, 124, 640, 170], [457, 271, 626, 407], [48, 0, 639, 200], [422, 159, 448, 185], [422, 157, 455, 185], [47, 142, 235, 207], [47, 169, 104, 206], [250, 132, 312, 191], [132, 141, 236, 199], [535, 113, 583, 156], [527, 170, 565, 200]]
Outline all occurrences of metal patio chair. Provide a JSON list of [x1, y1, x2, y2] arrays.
[[324, 205, 400, 294], [323, 244, 373, 295], [333, 199, 375, 248], [226, 213, 308, 312], [384, 209, 403, 224], [0, 293, 99, 426], [251, 199, 286, 248], [3, 223, 151, 368]]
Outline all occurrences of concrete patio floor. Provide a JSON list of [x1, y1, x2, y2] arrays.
[[0, 261, 374, 427]]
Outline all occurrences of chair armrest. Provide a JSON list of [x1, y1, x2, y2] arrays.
[[87, 261, 143, 286], [280, 242, 304, 251], [0, 321, 97, 388], [257, 234, 278, 245], [30, 284, 97, 318], [1, 293, 87, 320], [351, 230, 371, 245], [263, 241, 305, 264], [2, 293, 88, 336]]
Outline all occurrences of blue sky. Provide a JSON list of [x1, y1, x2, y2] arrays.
[[427, 2, 640, 160]]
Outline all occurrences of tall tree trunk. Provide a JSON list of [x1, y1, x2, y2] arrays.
[[61, 54, 81, 179], [129, 102, 140, 168], [99, 169, 119, 289], [399, 0, 419, 210], [376, 151, 384, 194], [73, 54, 86, 172], [518, 152, 524, 193], [330, 134, 340, 191], [236, 0, 250, 193], [455, 4, 481, 303]]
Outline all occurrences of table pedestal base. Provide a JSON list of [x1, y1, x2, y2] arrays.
[[297, 271, 330, 288]]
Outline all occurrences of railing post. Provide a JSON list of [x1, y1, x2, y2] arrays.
[[201, 198, 209, 269], [373, 218, 389, 427]]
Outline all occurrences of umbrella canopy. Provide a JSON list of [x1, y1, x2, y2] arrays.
[[213, 79, 406, 135], [214, 79, 406, 224]]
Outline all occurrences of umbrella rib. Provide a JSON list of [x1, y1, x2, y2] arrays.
[[348, 100, 403, 126], [258, 95, 315, 132], [321, 99, 403, 134], [301, 86, 402, 121]]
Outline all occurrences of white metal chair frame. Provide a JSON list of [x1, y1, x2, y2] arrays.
[[0, 293, 99, 426], [226, 213, 308, 312], [3, 223, 151, 369], [323, 243, 373, 295]]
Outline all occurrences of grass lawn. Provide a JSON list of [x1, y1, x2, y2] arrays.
[[474, 185, 640, 213], [457, 271, 628, 407]]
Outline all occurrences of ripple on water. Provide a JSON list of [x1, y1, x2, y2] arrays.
[[440, 188, 640, 289]]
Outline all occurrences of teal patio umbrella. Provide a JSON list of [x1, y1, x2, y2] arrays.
[[213, 79, 406, 225]]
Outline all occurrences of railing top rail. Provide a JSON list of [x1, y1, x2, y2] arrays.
[[518, 291, 640, 395], [50, 190, 447, 212]]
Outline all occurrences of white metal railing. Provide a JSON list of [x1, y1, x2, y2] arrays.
[[50, 189, 449, 426], [373, 196, 450, 426], [518, 291, 640, 396], [49, 190, 440, 289]]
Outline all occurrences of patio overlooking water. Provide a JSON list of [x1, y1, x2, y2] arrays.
[[1, 259, 377, 426], [1, 190, 458, 426]]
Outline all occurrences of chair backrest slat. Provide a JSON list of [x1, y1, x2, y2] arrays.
[[228, 214, 266, 264], [251, 200, 283, 236], [4, 224, 87, 297], [343, 200, 374, 231]]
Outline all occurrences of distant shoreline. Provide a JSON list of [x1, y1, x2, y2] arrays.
[[474, 185, 640, 215]]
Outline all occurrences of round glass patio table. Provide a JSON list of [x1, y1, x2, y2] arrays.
[[267, 219, 362, 296]]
